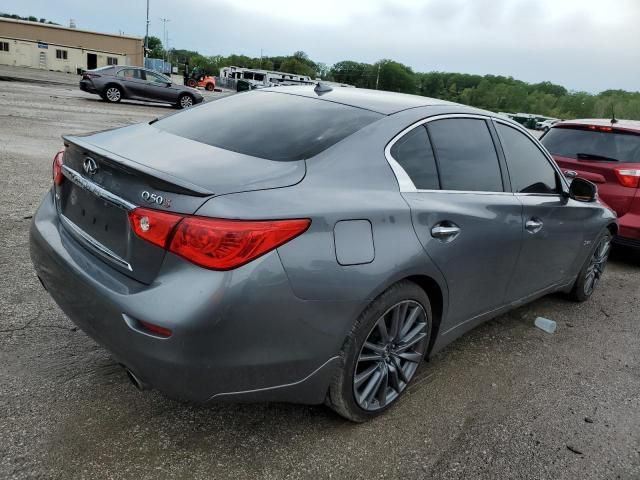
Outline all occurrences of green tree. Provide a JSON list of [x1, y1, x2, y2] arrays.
[[145, 36, 164, 59]]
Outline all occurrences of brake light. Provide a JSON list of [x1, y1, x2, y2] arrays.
[[614, 168, 640, 188], [82, 73, 101, 79], [127, 207, 310, 270], [128, 208, 182, 248], [587, 125, 613, 132], [52, 149, 65, 186], [170, 217, 310, 270]]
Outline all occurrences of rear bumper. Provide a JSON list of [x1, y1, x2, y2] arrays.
[[29, 191, 347, 404], [79, 80, 97, 94]]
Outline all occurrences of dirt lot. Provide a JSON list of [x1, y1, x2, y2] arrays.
[[1, 71, 639, 480]]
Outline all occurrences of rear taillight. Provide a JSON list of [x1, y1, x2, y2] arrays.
[[52, 149, 65, 186], [128, 208, 182, 248], [128, 207, 310, 270], [82, 73, 101, 79], [614, 168, 640, 188]]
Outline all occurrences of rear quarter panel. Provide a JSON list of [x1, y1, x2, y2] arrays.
[[194, 107, 454, 344]]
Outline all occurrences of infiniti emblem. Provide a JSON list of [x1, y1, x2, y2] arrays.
[[83, 157, 98, 175]]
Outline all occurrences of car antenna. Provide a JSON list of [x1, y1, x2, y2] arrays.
[[611, 105, 618, 124], [314, 82, 333, 96]]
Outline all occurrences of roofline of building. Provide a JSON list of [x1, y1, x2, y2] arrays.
[[0, 17, 143, 41]]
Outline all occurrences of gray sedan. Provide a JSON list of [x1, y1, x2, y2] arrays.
[[79, 66, 203, 108], [30, 85, 616, 422]]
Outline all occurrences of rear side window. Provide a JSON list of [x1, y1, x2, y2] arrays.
[[118, 68, 143, 80], [153, 92, 382, 161], [541, 127, 640, 163], [389, 126, 439, 190], [497, 123, 559, 194], [427, 119, 503, 192]]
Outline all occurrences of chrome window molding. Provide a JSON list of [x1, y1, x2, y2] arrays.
[[62, 165, 137, 211], [384, 113, 508, 195], [60, 214, 133, 272], [384, 113, 570, 196]]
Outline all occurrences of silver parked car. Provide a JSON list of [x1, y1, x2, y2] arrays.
[[79, 66, 204, 108], [30, 86, 616, 422]]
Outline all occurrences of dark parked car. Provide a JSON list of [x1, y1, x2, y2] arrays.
[[31, 86, 616, 422], [541, 119, 640, 248], [80, 66, 203, 108]]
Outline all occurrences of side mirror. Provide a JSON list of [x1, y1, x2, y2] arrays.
[[166, 82, 172, 87], [569, 177, 597, 202]]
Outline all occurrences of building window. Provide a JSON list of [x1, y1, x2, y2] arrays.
[[0, 42, 9, 52], [56, 49, 68, 60], [107, 57, 118, 65]]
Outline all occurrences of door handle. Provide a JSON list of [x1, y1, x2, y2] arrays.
[[431, 223, 461, 242], [525, 218, 543, 234]]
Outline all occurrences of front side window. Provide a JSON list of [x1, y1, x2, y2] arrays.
[[389, 126, 439, 190], [427, 118, 503, 192], [145, 71, 170, 83], [497, 123, 559, 194]]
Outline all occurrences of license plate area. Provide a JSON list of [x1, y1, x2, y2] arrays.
[[60, 182, 129, 260]]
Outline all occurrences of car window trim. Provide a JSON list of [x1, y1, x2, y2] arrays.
[[385, 113, 511, 195], [491, 118, 569, 196]]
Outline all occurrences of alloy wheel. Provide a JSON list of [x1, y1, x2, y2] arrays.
[[106, 87, 121, 102], [180, 95, 194, 108], [583, 236, 611, 296], [353, 300, 428, 411]]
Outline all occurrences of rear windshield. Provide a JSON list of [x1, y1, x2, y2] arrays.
[[153, 91, 382, 161], [542, 127, 640, 163]]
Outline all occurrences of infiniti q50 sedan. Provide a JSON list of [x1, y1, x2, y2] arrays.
[[30, 85, 616, 422]]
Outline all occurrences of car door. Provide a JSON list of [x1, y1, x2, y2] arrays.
[[388, 115, 523, 329], [116, 68, 146, 99], [494, 120, 590, 301], [143, 70, 179, 103]]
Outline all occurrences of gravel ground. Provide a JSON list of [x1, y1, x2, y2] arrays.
[[1, 71, 639, 480]]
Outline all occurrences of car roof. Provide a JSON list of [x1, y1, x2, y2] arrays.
[[555, 118, 640, 133], [260, 85, 460, 115]]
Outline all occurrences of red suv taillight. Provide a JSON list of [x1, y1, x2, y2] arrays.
[[614, 168, 640, 188], [52, 149, 65, 186], [128, 207, 310, 270]]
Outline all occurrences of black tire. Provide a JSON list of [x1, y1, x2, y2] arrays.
[[205, 82, 214, 91], [568, 230, 612, 302], [327, 280, 432, 422], [103, 85, 122, 103], [176, 93, 194, 109]]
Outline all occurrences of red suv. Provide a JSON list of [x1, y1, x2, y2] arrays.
[[541, 119, 640, 248]]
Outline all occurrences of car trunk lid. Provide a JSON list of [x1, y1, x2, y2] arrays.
[[57, 124, 305, 284]]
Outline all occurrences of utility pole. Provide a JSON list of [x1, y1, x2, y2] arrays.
[[144, 0, 150, 58], [160, 17, 170, 63], [375, 63, 381, 90]]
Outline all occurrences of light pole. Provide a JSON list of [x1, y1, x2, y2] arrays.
[[144, 0, 150, 58], [160, 17, 170, 63]]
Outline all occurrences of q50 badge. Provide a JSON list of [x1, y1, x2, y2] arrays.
[[141, 191, 172, 208]]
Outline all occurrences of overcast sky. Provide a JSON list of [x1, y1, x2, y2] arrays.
[[4, 0, 639, 92]]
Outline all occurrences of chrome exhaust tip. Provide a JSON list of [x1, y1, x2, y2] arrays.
[[125, 368, 150, 391]]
